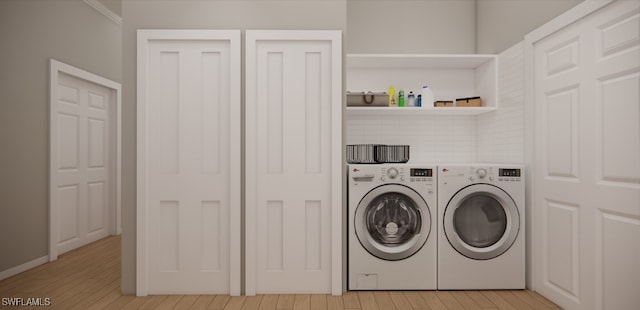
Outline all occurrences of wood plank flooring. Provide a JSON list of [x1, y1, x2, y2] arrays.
[[0, 236, 560, 309]]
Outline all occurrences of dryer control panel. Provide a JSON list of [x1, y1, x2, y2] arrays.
[[440, 165, 523, 183], [472, 167, 523, 182]]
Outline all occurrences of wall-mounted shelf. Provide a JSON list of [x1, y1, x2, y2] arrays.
[[346, 53, 498, 111], [346, 106, 496, 116]]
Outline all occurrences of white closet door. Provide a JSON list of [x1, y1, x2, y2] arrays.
[[245, 30, 342, 295], [137, 30, 241, 295], [533, 1, 640, 309], [50, 68, 116, 258]]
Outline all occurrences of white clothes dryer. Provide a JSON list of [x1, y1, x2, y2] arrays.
[[437, 164, 525, 290], [348, 164, 437, 290]]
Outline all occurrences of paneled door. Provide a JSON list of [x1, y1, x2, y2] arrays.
[[245, 30, 342, 295], [50, 60, 120, 259], [137, 30, 241, 295], [533, 1, 640, 309]]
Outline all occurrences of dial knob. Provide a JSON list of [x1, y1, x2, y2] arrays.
[[387, 167, 399, 179], [476, 168, 487, 178]]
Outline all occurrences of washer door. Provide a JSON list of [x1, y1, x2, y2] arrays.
[[355, 184, 431, 261], [444, 184, 520, 260]]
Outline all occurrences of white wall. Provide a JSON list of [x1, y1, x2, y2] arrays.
[[347, 0, 581, 54], [477, 0, 583, 53], [347, 0, 477, 54], [346, 115, 478, 163], [0, 0, 121, 276], [476, 42, 525, 164]]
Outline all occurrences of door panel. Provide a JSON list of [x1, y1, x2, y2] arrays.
[[57, 113, 80, 170], [534, 1, 640, 309], [598, 213, 640, 310], [544, 200, 579, 302], [598, 72, 640, 185], [87, 118, 105, 168], [137, 30, 241, 295], [148, 42, 231, 291], [245, 31, 342, 294], [87, 181, 106, 233], [545, 87, 579, 180], [58, 185, 80, 244]]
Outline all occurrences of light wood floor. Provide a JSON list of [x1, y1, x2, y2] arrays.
[[0, 236, 560, 309]]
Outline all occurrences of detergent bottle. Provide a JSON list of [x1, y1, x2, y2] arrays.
[[388, 85, 396, 107]]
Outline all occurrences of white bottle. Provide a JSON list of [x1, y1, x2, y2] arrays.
[[422, 85, 434, 108], [407, 91, 415, 107]]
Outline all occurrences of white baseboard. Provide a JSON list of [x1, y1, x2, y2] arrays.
[[0, 256, 49, 281]]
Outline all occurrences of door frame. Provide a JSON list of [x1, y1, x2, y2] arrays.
[[136, 29, 241, 296], [49, 59, 122, 261], [523, 0, 614, 290]]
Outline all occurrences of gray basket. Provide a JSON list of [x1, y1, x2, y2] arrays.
[[347, 144, 409, 164], [376, 145, 410, 163], [347, 144, 381, 164]]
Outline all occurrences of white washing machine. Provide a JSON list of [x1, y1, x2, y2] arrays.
[[348, 164, 437, 290], [437, 164, 525, 290]]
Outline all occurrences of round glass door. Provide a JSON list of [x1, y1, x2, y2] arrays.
[[444, 184, 519, 260], [355, 184, 431, 261]]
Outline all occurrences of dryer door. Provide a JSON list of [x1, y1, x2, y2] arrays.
[[444, 184, 520, 260], [355, 184, 431, 261]]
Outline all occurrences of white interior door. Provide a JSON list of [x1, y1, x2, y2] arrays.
[[245, 30, 342, 295], [533, 1, 640, 309], [137, 30, 241, 295], [50, 60, 120, 259]]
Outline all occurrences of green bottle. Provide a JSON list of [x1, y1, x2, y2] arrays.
[[398, 90, 405, 107]]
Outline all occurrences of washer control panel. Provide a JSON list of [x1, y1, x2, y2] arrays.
[[376, 166, 434, 183], [351, 165, 436, 196], [387, 167, 399, 179], [498, 168, 522, 182], [380, 166, 406, 182], [408, 168, 433, 183], [476, 168, 488, 179], [411, 168, 433, 177], [351, 165, 436, 185]]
